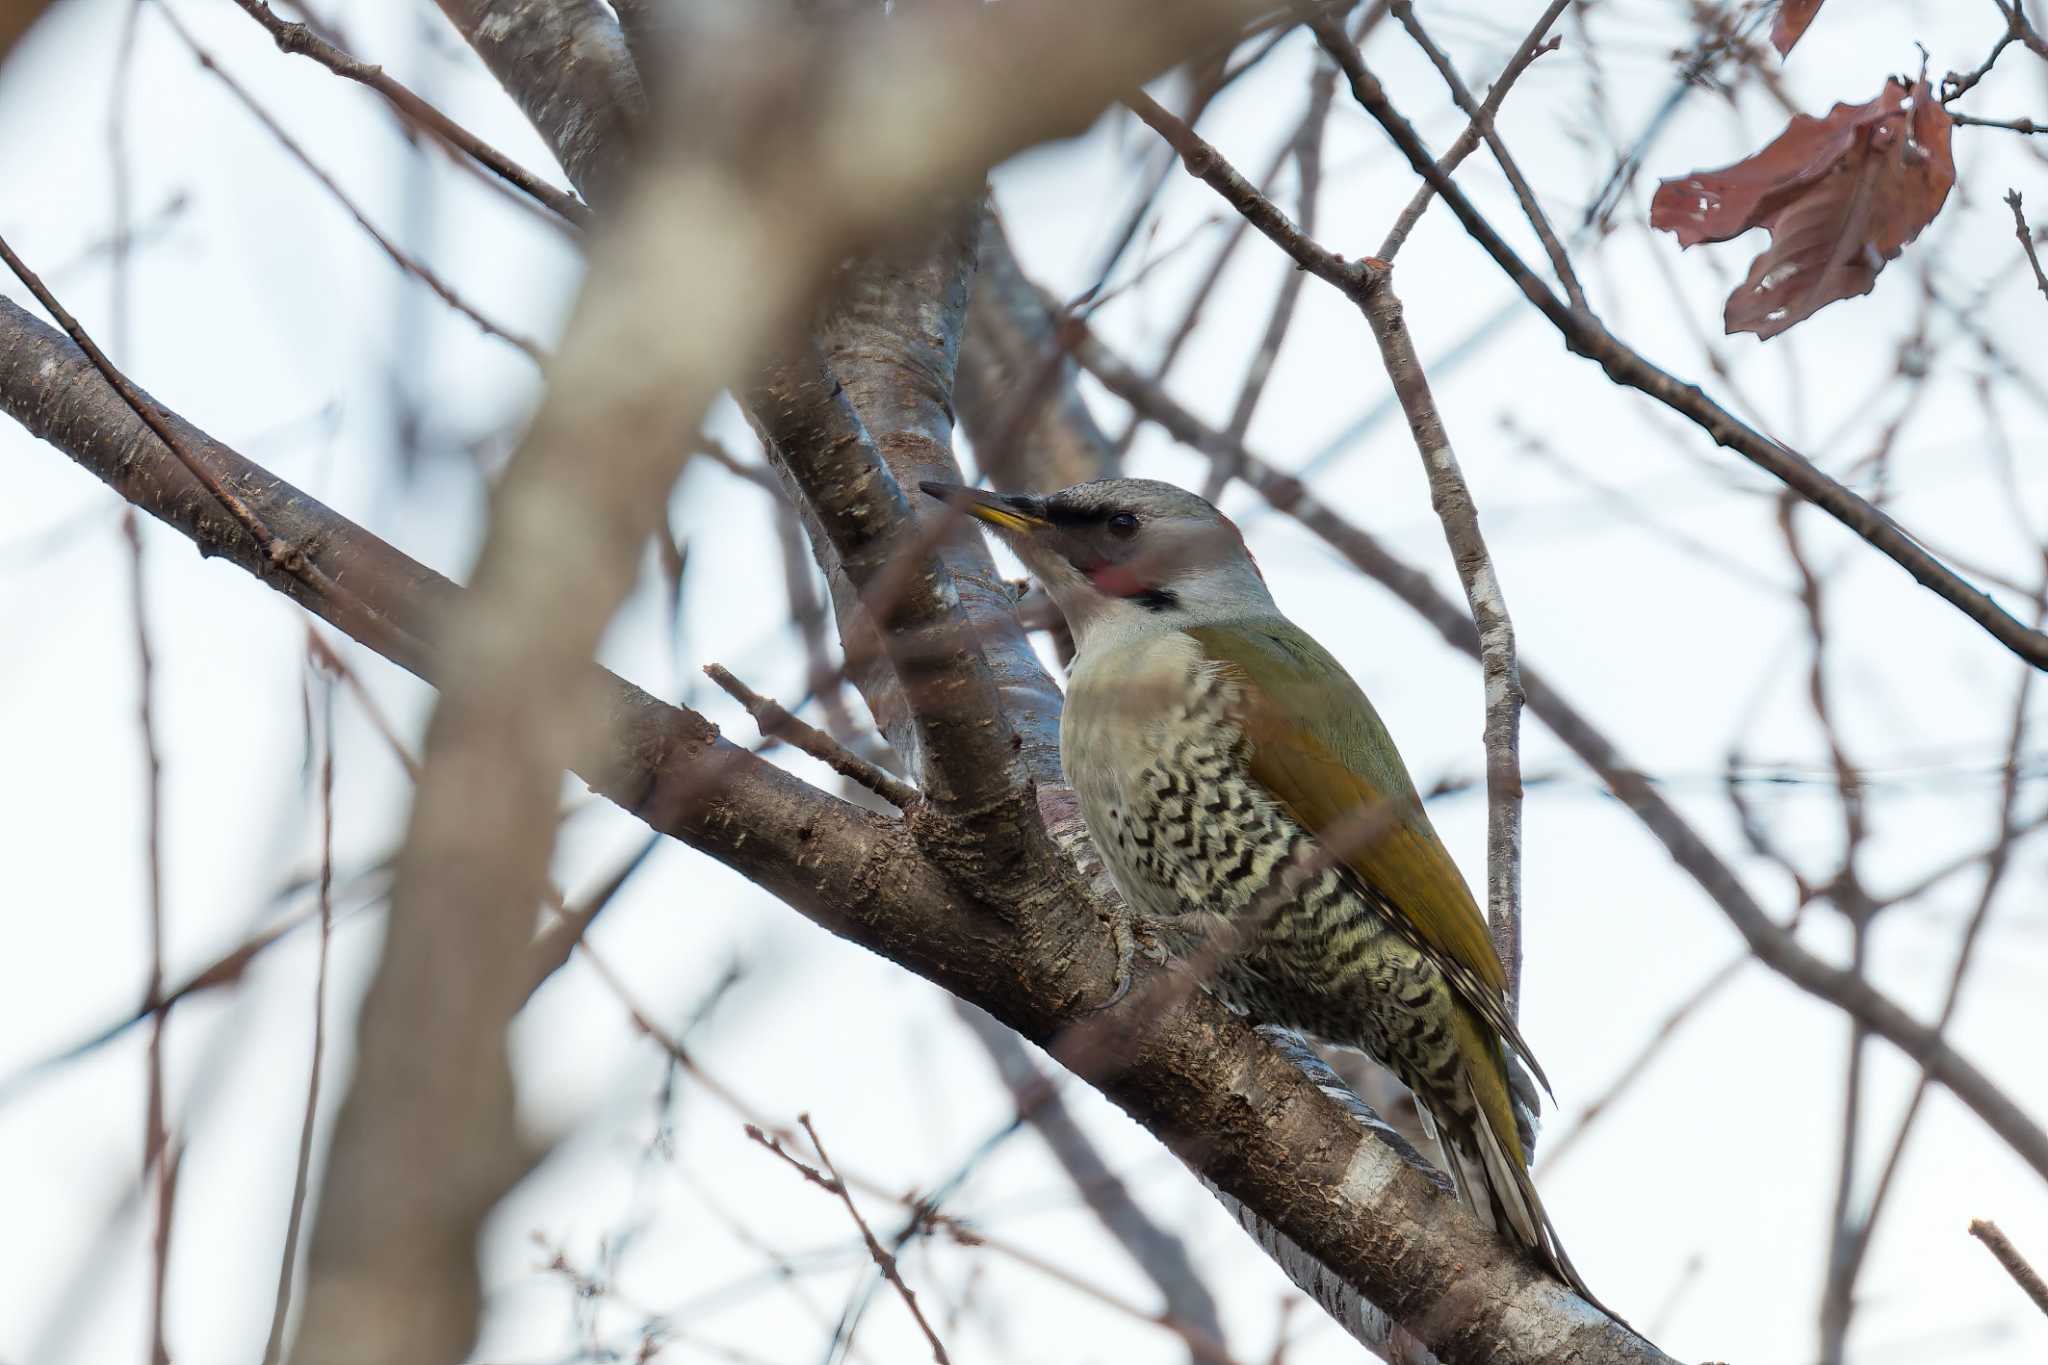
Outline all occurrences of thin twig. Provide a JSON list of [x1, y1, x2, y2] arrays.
[[1111, 131, 1297, 461], [1357, 270, 1527, 1009], [796, 1116, 952, 1365], [740, 1121, 1249, 1365], [2007, 191, 2048, 304], [1388, 1, 1583, 311], [109, 8, 172, 1355], [262, 655, 337, 1365], [1128, 86, 1528, 1002], [1304, 12, 2048, 672], [704, 663, 921, 810], [125, 503, 174, 1365], [1953, 111, 2046, 134], [1378, 4, 1564, 261], [0, 231, 416, 660], [227, 0, 590, 226], [1203, 64, 1334, 497], [952, 1003, 1223, 1360], [153, 1, 549, 362], [1968, 1219, 2048, 1316]]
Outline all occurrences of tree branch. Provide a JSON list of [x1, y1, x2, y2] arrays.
[[0, 262, 1668, 1365], [1062, 315, 2048, 1186], [1302, 13, 2048, 673], [228, 0, 591, 226]]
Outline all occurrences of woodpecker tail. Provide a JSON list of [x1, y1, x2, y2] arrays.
[[1434, 1076, 1618, 1323]]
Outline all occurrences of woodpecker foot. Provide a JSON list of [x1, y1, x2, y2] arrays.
[[1094, 904, 1170, 1010], [1098, 901, 1139, 1009]]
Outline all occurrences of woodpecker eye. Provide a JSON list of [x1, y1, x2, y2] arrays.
[[1107, 512, 1140, 538]]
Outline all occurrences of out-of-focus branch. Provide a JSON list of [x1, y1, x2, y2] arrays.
[[430, 0, 644, 207], [1303, 14, 2048, 673], [958, 205, 1121, 492], [954, 1003, 1226, 1363], [1129, 88, 1530, 1001], [1969, 1219, 2048, 1317], [0, 276, 1668, 1365], [1062, 315, 2048, 1185], [1377, 2, 1563, 261], [0, 0, 52, 66], [228, 0, 591, 226], [272, 4, 1389, 1362], [2008, 191, 2048, 305]]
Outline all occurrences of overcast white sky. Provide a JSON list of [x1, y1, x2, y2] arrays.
[[2, 2, 2046, 1363]]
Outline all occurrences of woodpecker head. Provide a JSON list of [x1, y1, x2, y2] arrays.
[[920, 477, 1275, 648]]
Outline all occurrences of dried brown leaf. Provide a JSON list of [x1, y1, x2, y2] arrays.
[[1772, 0, 1826, 57], [1651, 79, 1955, 339]]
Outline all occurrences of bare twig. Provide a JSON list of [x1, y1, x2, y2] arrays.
[[1061, 314, 2048, 1185], [1952, 111, 2046, 134], [125, 504, 173, 1365], [1968, 1219, 2048, 1316], [704, 663, 920, 810], [262, 657, 337, 1365], [798, 1115, 952, 1365], [742, 1119, 1251, 1365], [153, 1, 548, 362], [1357, 270, 1527, 1009], [1204, 64, 1335, 497], [227, 0, 590, 225], [1388, 1, 1583, 311], [2007, 191, 2048, 304], [1378, 4, 1564, 261], [1305, 13, 2048, 672], [953, 1003, 1224, 1361]]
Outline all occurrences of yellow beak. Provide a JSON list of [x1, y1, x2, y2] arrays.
[[918, 481, 1049, 535]]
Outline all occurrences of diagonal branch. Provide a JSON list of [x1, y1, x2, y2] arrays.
[[228, 0, 590, 226], [0, 259, 1669, 1365], [1303, 14, 2048, 673], [1060, 313, 2048, 1186]]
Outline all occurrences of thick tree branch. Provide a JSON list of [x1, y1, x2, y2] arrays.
[[954, 1003, 1226, 1363], [1063, 316, 2048, 1186], [430, 0, 644, 207], [404, 11, 1484, 1355], [0, 285, 1667, 1365], [279, 3, 1385, 1361]]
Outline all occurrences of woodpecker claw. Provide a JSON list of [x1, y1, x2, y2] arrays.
[[1095, 901, 1141, 1011]]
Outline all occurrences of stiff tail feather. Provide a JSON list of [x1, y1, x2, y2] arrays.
[[1434, 1078, 1623, 1325]]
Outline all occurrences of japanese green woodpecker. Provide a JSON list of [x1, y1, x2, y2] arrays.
[[921, 476, 1595, 1303]]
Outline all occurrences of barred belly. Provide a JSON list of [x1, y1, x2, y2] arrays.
[[1062, 636, 1470, 1114]]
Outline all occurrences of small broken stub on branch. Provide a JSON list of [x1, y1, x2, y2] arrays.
[[1650, 77, 1955, 340]]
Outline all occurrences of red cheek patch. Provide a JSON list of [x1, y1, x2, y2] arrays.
[[1088, 562, 1152, 598]]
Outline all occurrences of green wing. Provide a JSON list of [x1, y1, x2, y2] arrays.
[[1187, 622, 1550, 1099]]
